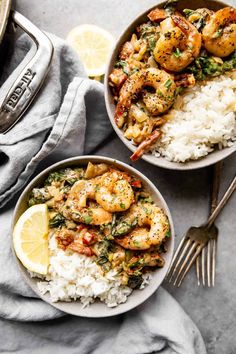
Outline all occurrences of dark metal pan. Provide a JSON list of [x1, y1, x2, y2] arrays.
[[0, 0, 53, 133]]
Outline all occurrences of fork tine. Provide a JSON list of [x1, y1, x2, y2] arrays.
[[196, 255, 200, 286], [166, 236, 187, 278], [201, 247, 206, 286], [207, 240, 211, 287], [212, 237, 217, 287], [173, 242, 197, 286], [168, 239, 191, 282], [177, 244, 204, 287]]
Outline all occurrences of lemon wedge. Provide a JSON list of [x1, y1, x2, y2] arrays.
[[13, 204, 49, 275], [66, 24, 115, 77]]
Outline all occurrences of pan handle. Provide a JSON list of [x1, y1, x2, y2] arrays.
[[0, 10, 53, 134]]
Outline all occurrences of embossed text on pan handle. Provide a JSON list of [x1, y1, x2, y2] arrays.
[[0, 10, 53, 133]]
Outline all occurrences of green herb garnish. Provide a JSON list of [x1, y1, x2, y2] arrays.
[[157, 89, 164, 98], [165, 230, 171, 238], [213, 28, 223, 38], [96, 255, 108, 265], [115, 60, 129, 75], [148, 36, 156, 52], [45, 171, 65, 185], [183, 8, 195, 17], [164, 79, 172, 89], [173, 47, 181, 58], [112, 218, 138, 236], [49, 214, 65, 228]]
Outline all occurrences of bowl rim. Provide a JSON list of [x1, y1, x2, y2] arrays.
[[104, 0, 236, 171], [12, 155, 175, 318]]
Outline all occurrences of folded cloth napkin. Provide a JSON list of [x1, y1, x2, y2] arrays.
[[0, 33, 206, 354]]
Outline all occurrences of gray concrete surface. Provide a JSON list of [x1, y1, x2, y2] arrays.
[[12, 0, 236, 353]]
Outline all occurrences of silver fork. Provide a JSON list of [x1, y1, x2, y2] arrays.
[[196, 162, 222, 287], [166, 174, 236, 287]]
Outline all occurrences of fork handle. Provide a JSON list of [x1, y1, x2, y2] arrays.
[[210, 162, 222, 214], [206, 175, 236, 229]]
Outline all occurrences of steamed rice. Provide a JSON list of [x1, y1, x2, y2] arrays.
[[32, 234, 150, 308], [152, 74, 236, 162]]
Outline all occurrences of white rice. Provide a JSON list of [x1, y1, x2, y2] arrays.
[[151, 74, 236, 162], [31, 235, 150, 308]]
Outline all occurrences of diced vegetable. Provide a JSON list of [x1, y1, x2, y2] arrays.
[[131, 179, 142, 188]]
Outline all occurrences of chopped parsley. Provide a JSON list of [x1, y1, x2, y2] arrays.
[[213, 28, 223, 38], [120, 203, 126, 209], [96, 255, 108, 265], [165, 230, 171, 238], [164, 79, 173, 89], [49, 214, 65, 228], [157, 89, 164, 98], [115, 60, 129, 75], [148, 36, 157, 52], [173, 47, 181, 58], [183, 8, 195, 17], [45, 171, 65, 185]]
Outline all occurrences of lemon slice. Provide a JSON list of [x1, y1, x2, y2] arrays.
[[13, 204, 49, 275], [66, 24, 115, 77]]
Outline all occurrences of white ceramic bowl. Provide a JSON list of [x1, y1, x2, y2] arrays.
[[12, 156, 174, 317], [104, 0, 236, 170]]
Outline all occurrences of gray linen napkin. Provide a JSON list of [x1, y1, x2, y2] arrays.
[[0, 33, 206, 354]]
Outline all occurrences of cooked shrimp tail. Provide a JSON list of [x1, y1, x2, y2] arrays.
[[130, 129, 162, 161]]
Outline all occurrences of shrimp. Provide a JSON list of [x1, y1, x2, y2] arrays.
[[68, 180, 96, 208], [85, 162, 109, 179], [95, 170, 134, 212], [64, 180, 112, 225], [186, 8, 214, 30], [127, 252, 165, 269], [153, 15, 202, 72], [202, 7, 236, 57], [114, 68, 176, 128], [115, 203, 169, 250]]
